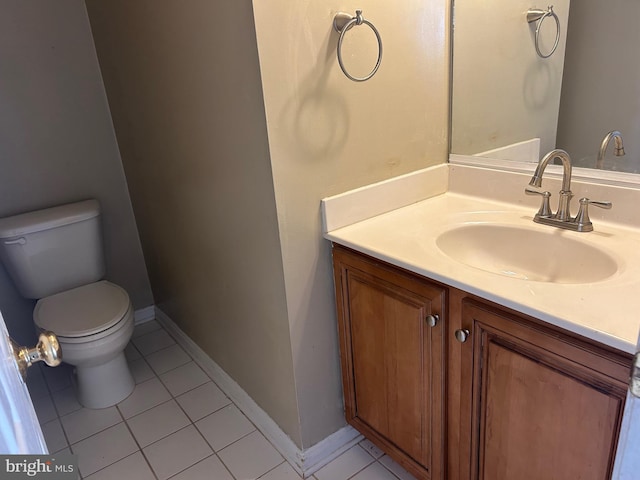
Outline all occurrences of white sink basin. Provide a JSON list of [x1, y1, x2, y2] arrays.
[[436, 224, 619, 284]]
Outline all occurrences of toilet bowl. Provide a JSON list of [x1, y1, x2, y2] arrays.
[[0, 199, 136, 409], [34, 281, 135, 408]]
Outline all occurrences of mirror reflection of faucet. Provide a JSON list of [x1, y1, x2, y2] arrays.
[[596, 131, 625, 169], [525, 149, 612, 232]]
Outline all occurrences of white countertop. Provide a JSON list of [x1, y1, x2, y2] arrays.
[[323, 164, 640, 354]]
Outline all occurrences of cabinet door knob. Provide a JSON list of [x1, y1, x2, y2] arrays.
[[455, 329, 470, 343], [631, 352, 640, 398], [426, 314, 439, 327]]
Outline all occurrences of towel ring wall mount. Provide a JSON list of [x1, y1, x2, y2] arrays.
[[333, 10, 383, 82], [527, 5, 560, 59]]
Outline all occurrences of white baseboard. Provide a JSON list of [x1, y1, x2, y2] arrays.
[[133, 305, 156, 325], [153, 307, 362, 477], [300, 426, 363, 476]]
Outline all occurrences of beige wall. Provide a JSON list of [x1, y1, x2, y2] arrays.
[[85, 0, 302, 445], [451, 0, 570, 156], [252, 0, 449, 446], [86, 0, 449, 449], [0, 0, 152, 344]]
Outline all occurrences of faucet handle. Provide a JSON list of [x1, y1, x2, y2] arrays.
[[525, 188, 552, 217], [574, 198, 612, 232], [582, 198, 612, 209]]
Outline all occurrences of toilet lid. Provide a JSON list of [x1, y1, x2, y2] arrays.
[[34, 281, 130, 338]]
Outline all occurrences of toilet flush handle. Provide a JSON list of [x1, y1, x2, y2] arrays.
[[3, 237, 26, 246]]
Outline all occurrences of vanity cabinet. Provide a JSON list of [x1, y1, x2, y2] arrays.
[[332, 246, 446, 480], [331, 245, 632, 480], [454, 297, 630, 480]]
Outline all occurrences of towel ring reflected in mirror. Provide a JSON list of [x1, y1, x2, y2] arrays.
[[527, 5, 560, 59]]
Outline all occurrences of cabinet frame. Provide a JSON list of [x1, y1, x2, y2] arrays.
[[459, 298, 631, 480], [332, 245, 446, 480], [331, 246, 633, 480]]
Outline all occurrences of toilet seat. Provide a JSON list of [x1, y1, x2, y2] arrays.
[[34, 280, 131, 341]]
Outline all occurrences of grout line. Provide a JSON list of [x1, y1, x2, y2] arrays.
[[377, 459, 404, 480], [193, 414, 256, 454], [42, 366, 74, 451], [127, 342, 240, 479], [171, 362, 284, 480], [36, 320, 387, 480], [82, 451, 159, 480], [66, 418, 126, 448], [256, 459, 287, 479], [342, 445, 375, 480], [118, 373, 180, 419], [125, 397, 174, 423], [163, 453, 214, 480], [177, 393, 231, 422]]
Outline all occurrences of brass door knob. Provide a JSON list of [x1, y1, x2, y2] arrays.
[[9, 331, 62, 380]]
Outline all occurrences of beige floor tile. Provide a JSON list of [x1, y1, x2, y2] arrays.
[[314, 445, 374, 480], [84, 452, 155, 480], [195, 404, 255, 451], [352, 461, 401, 480], [176, 381, 230, 422], [143, 425, 213, 480], [218, 431, 283, 480], [170, 454, 233, 480], [117, 377, 171, 419], [379, 455, 418, 480], [41, 418, 68, 453], [360, 438, 385, 459], [132, 319, 163, 338], [51, 386, 82, 417], [146, 343, 191, 375], [60, 406, 122, 444], [258, 461, 303, 479], [127, 400, 191, 447], [129, 358, 156, 384], [71, 423, 138, 477], [133, 329, 175, 356], [159, 361, 208, 396]]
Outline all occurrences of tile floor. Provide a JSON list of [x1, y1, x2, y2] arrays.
[[27, 319, 418, 480]]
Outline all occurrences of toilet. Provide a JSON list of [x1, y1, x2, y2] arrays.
[[0, 199, 135, 409]]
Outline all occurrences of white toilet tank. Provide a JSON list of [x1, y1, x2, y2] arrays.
[[0, 199, 105, 299]]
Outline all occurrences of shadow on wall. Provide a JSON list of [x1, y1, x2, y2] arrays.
[[279, 25, 349, 161], [0, 264, 37, 347], [522, 61, 556, 111]]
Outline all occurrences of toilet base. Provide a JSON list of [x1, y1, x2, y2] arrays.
[[75, 352, 134, 409]]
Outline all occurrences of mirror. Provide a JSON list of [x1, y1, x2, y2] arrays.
[[451, 0, 640, 173]]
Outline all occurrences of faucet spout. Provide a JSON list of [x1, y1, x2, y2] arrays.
[[525, 148, 611, 231], [529, 148, 572, 192], [596, 131, 625, 169]]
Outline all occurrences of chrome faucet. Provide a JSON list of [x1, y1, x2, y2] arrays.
[[528, 149, 573, 221], [596, 130, 625, 169], [525, 148, 612, 232]]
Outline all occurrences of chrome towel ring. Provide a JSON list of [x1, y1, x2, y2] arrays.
[[527, 5, 560, 59], [333, 10, 383, 82]]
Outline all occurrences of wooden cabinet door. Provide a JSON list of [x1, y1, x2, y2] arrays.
[[333, 246, 445, 480], [460, 299, 630, 480]]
